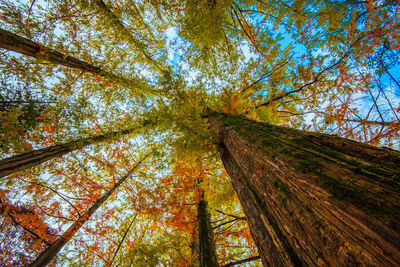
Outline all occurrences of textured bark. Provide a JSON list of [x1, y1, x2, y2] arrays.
[[0, 29, 150, 93], [28, 155, 148, 267], [198, 199, 219, 267], [208, 112, 400, 266], [0, 128, 135, 178]]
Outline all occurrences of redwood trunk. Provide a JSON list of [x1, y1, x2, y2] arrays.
[[0, 29, 149, 92], [0, 128, 134, 178], [0, 29, 102, 73], [208, 112, 400, 266], [198, 198, 219, 267], [28, 155, 148, 267]]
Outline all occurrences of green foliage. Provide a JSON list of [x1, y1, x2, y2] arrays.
[[178, 0, 232, 47], [0, 0, 399, 265], [0, 74, 53, 154]]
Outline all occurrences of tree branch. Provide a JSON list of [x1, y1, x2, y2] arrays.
[[222, 256, 261, 267], [243, 35, 365, 114], [109, 214, 137, 265]]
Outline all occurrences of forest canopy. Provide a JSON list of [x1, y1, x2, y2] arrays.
[[0, 0, 399, 265]]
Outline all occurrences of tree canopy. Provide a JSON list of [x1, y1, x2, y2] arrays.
[[0, 0, 399, 265]]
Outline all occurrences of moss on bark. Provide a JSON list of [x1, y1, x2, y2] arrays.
[[208, 112, 400, 266]]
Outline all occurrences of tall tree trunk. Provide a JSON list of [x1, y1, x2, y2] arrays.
[[28, 153, 149, 267], [207, 112, 400, 266], [0, 29, 151, 93], [197, 196, 219, 267], [0, 127, 138, 178]]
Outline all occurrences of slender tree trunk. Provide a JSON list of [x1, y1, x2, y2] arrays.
[[0, 29, 151, 93], [0, 128, 139, 178], [109, 214, 137, 266], [28, 154, 149, 267], [197, 197, 219, 267], [207, 112, 400, 266]]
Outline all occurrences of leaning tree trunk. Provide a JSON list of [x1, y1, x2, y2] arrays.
[[0, 127, 137, 178], [0, 29, 151, 93], [207, 112, 400, 266], [197, 196, 219, 267], [28, 153, 149, 267]]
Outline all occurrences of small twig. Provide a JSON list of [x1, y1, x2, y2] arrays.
[[222, 256, 261, 267]]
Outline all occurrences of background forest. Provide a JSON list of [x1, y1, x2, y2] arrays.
[[0, 0, 399, 265]]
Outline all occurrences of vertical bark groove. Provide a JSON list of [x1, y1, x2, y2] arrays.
[[198, 198, 219, 267]]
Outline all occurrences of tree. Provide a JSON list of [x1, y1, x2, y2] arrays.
[[207, 111, 400, 266], [197, 196, 219, 266], [29, 152, 149, 266], [0, 119, 151, 178], [0, 28, 153, 95], [0, 0, 399, 265]]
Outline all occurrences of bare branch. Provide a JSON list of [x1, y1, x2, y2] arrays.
[[222, 256, 261, 267]]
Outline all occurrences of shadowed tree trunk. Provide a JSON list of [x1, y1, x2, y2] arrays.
[[198, 197, 219, 267], [28, 153, 149, 267], [0, 29, 151, 93], [207, 112, 400, 266], [0, 127, 139, 178]]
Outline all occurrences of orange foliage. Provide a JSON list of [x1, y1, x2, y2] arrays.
[[0, 190, 57, 265]]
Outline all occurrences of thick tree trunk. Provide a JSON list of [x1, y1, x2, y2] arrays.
[[0, 128, 135, 178], [0, 29, 151, 93], [28, 154, 148, 267], [207, 112, 400, 266], [198, 198, 219, 267]]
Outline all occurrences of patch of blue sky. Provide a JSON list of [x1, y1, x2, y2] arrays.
[[163, 27, 187, 75]]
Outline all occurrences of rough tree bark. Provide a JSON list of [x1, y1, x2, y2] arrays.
[[0, 29, 151, 93], [198, 197, 219, 267], [28, 154, 149, 267], [0, 128, 137, 178], [207, 112, 400, 266]]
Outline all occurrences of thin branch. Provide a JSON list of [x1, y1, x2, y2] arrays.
[[232, 4, 265, 57], [0, 199, 51, 245], [213, 218, 243, 229], [109, 214, 137, 266], [17, 177, 82, 218], [222, 256, 261, 267], [276, 110, 395, 126], [374, 74, 399, 120], [240, 57, 291, 95], [215, 209, 246, 220], [379, 58, 400, 90], [82, 242, 110, 264], [244, 35, 365, 114], [35, 202, 74, 222]]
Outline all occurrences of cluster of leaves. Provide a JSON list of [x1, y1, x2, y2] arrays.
[[0, 73, 54, 154]]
